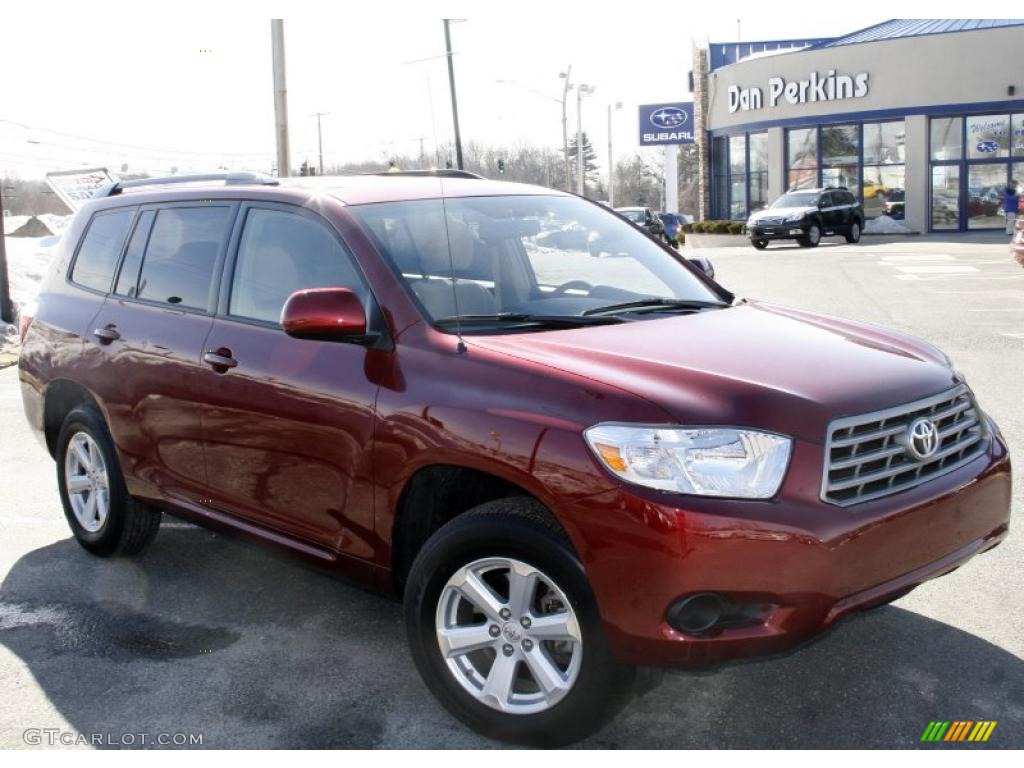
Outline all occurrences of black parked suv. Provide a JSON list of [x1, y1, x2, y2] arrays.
[[747, 187, 864, 249]]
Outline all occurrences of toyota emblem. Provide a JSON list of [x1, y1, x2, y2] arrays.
[[906, 417, 940, 460]]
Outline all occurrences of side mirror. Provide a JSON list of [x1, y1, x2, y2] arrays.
[[280, 287, 368, 342], [689, 257, 715, 280]]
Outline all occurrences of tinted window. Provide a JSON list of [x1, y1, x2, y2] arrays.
[[229, 208, 366, 324], [820, 193, 834, 207], [114, 210, 155, 297], [71, 209, 133, 292], [137, 207, 231, 309]]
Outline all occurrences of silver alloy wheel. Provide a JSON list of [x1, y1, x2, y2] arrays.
[[851, 222, 860, 240], [809, 224, 821, 245], [435, 557, 583, 715], [64, 432, 109, 533]]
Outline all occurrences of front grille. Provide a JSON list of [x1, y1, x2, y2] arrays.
[[759, 216, 785, 225], [822, 385, 987, 506]]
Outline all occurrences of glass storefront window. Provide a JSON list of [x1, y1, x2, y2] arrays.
[[730, 178, 747, 220], [821, 125, 858, 166], [966, 114, 1010, 159], [931, 166, 960, 230], [729, 136, 746, 175], [967, 164, 1007, 229], [1012, 115, 1024, 157], [864, 121, 905, 165], [748, 133, 768, 213], [712, 136, 729, 219], [931, 117, 962, 161], [862, 165, 906, 220], [788, 128, 817, 168]]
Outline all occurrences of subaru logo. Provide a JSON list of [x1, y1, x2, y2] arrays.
[[650, 107, 688, 129], [975, 140, 999, 154], [905, 417, 940, 461]]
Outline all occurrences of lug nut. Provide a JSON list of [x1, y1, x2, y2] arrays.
[[499, 607, 511, 620], [522, 639, 533, 651], [520, 616, 532, 629], [502, 644, 514, 656], [489, 625, 500, 637]]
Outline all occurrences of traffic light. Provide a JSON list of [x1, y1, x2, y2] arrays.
[[497, 158, 505, 175]]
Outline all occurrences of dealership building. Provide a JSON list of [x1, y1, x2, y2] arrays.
[[691, 19, 1024, 232]]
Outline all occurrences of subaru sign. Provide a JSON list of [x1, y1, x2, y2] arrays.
[[639, 102, 695, 146], [975, 140, 999, 154]]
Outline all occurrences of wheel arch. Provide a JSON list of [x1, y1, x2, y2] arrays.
[[388, 463, 574, 596], [42, 379, 105, 458]]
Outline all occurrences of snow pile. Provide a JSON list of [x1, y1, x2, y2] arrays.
[[2, 235, 59, 352], [864, 215, 912, 235]]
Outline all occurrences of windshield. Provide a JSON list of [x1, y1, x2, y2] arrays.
[[771, 192, 819, 209], [349, 195, 724, 331]]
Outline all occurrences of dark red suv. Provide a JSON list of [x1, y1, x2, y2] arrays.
[[18, 172, 1011, 745]]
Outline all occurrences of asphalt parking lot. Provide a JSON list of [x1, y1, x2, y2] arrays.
[[1, 234, 1021, 749]]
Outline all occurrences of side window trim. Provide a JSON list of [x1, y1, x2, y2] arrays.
[[112, 206, 157, 298], [122, 200, 240, 315], [216, 201, 378, 330], [67, 205, 139, 295]]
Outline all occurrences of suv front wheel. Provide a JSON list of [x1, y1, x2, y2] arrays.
[[56, 407, 161, 556], [403, 498, 635, 746], [798, 222, 822, 248]]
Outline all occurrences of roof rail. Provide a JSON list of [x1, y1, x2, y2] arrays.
[[93, 172, 280, 198], [370, 169, 485, 180]]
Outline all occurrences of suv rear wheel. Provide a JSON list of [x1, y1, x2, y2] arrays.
[[56, 407, 161, 556], [845, 220, 862, 243], [751, 238, 769, 250], [403, 498, 635, 746]]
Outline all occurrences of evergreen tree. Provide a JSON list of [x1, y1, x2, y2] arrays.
[[567, 132, 600, 196]]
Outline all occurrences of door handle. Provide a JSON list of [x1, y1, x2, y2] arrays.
[[203, 351, 238, 370], [93, 326, 120, 344]]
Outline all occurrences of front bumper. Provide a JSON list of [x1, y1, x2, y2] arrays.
[[749, 222, 808, 240], [556, 433, 1011, 667]]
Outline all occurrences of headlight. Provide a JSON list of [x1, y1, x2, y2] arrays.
[[746, 216, 758, 226], [584, 424, 792, 498], [784, 213, 805, 223]]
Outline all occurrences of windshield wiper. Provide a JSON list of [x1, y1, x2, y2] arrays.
[[582, 298, 729, 316], [434, 312, 628, 330]]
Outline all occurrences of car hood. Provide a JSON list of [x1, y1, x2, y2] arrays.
[[752, 206, 815, 221], [469, 302, 957, 444]]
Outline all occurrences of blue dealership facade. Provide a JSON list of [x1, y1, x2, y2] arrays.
[[692, 19, 1024, 232]]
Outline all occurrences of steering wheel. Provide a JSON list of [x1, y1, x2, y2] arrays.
[[551, 280, 593, 296]]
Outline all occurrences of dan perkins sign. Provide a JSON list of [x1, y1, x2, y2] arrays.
[[728, 70, 869, 113], [639, 103, 695, 146]]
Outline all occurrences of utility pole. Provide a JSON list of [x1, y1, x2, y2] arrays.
[[607, 101, 622, 206], [312, 112, 329, 175], [271, 20, 291, 177], [575, 84, 594, 197], [443, 19, 465, 170], [0, 184, 11, 325], [559, 66, 572, 192]]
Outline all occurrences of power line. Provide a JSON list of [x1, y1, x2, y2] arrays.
[[0, 118, 275, 159]]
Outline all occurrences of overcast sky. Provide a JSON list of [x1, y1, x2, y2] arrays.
[[2, 2, 952, 179]]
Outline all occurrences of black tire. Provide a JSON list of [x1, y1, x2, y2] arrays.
[[798, 222, 821, 248], [56, 406, 161, 557], [751, 238, 769, 250], [404, 498, 635, 746], [845, 219, 862, 243]]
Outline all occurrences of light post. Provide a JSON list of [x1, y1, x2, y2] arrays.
[[607, 101, 622, 206], [443, 18, 466, 170], [558, 67, 572, 191], [575, 83, 595, 197]]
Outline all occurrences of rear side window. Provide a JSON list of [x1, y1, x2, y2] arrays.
[[229, 207, 367, 324], [137, 206, 232, 309], [71, 209, 134, 292]]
